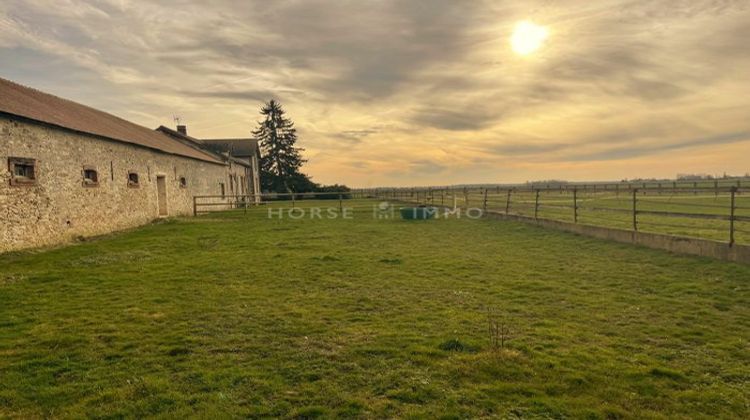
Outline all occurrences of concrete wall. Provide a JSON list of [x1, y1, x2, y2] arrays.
[[482, 210, 750, 265], [0, 116, 249, 253]]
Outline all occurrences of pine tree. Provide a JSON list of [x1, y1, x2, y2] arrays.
[[253, 100, 313, 193]]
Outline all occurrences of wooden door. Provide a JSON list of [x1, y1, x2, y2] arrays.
[[156, 176, 168, 216]]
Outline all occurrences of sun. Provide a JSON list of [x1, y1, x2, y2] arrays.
[[511, 21, 549, 56]]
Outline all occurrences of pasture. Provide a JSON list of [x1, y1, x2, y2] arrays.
[[1, 199, 749, 418], [390, 187, 750, 244]]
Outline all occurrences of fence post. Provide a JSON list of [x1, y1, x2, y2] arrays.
[[573, 188, 578, 223], [483, 188, 488, 212], [632, 188, 638, 231], [730, 186, 737, 246], [534, 189, 540, 220], [292, 193, 295, 209], [441, 189, 445, 207], [193, 196, 198, 216], [505, 189, 512, 215]]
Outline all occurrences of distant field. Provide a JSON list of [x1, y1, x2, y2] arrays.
[[1, 200, 749, 418]]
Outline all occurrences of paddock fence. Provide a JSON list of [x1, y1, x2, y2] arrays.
[[357, 181, 750, 264], [192, 191, 373, 216], [192, 181, 750, 263]]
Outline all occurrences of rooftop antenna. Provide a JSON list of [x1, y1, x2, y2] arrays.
[[173, 115, 187, 135]]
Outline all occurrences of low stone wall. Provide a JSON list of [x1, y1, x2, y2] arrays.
[[482, 210, 750, 265], [1, 116, 248, 253]]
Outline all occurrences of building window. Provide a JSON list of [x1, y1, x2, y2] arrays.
[[220, 182, 225, 198], [179, 177, 187, 188], [128, 172, 140, 188], [82, 166, 99, 187], [8, 157, 36, 186]]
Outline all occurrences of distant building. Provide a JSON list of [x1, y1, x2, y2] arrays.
[[156, 127, 261, 203], [0, 77, 259, 253], [199, 138, 261, 197]]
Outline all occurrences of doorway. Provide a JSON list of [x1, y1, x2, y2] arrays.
[[156, 175, 168, 217]]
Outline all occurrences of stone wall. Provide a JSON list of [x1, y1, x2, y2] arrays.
[[0, 116, 249, 253]]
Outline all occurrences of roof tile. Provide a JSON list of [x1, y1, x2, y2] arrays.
[[0, 77, 223, 164]]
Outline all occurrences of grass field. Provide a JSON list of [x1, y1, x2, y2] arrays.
[[1, 199, 749, 418]]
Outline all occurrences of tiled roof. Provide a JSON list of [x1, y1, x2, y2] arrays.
[[0, 77, 224, 164], [156, 126, 251, 167], [201, 138, 259, 158]]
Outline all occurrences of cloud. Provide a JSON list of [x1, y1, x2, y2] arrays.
[[410, 107, 504, 131], [409, 159, 448, 174], [1, 0, 750, 186], [183, 89, 304, 102], [570, 131, 750, 161], [330, 129, 380, 144]]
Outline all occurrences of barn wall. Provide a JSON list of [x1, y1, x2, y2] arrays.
[[0, 116, 248, 253]]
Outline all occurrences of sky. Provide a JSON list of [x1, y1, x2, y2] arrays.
[[1, 0, 749, 187]]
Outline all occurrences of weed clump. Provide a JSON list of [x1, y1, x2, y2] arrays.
[[438, 339, 478, 353], [649, 367, 685, 380], [487, 307, 513, 351], [167, 347, 191, 357]]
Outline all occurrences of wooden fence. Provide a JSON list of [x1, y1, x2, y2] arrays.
[[360, 184, 750, 246], [192, 191, 367, 216]]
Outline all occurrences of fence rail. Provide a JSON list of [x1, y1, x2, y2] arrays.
[[362, 185, 749, 246], [192, 191, 368, 215], [192, 183, 749, 246]]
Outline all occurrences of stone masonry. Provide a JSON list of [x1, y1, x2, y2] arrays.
[[0, 115, 249, 252]]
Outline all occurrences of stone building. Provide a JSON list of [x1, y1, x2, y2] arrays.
[[0, 77, 260, 253], [156, 126, 262, 203], [199, 137, 261, 198]]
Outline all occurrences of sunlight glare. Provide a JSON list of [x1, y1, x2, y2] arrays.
[[511, 21, 548, 56]]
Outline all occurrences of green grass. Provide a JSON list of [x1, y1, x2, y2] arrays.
[[1, 199, 749, 418]]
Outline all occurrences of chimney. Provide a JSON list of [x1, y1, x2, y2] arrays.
[[177, 125, 187, 135]]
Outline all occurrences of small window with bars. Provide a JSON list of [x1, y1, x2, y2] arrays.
[[128, 172, 140, 188], [8, 157, 36, 186], [83, 166, 99, 187]]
